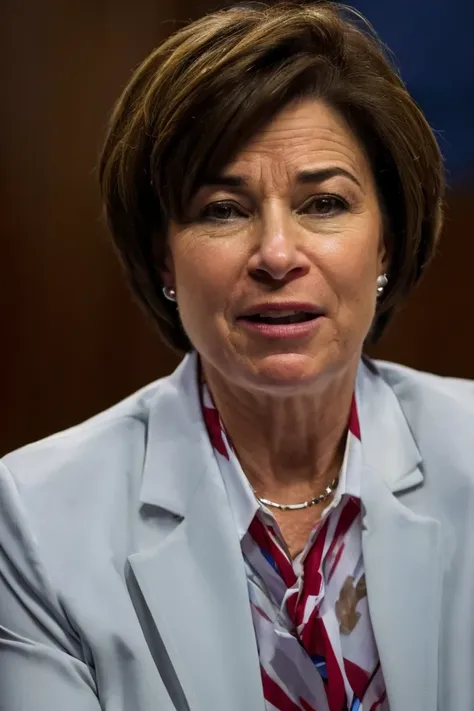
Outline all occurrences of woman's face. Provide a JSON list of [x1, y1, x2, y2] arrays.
[[163, 98, 385, 394]]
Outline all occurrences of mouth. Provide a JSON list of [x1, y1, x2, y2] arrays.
[[240, 310, 319, 325], [235, 304, 324, 339]]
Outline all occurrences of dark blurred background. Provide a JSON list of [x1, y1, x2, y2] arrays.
[[1, 0, 473, 455]]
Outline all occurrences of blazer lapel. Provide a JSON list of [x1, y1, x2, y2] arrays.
[[128, 354, 265, 711], [358, 360, 443, 711]]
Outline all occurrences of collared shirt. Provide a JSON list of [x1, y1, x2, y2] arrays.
[[201, 381, 388, 711]]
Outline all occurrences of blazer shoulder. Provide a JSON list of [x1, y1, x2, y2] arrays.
[[374, 359, 474, 408], [372, 359, 474, 454], [1, 377, 165, 502], [0, 375, 175, 601]]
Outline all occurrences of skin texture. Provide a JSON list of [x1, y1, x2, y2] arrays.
[[162, 98, 386, 553]]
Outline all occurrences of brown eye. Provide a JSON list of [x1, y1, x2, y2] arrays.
[[200, 201, 245, 222], [302, 195, 348, 216]]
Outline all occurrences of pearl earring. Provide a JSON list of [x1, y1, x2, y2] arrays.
[[376, 273, 388, 296], [162, 286, 177, 302]]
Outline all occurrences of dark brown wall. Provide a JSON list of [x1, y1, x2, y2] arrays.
[[1, 1, 473, 455], [369, 191, 474, 375]]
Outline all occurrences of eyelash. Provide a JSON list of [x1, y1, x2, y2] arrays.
[[301, 194, 350, 216], [198, 194, 350, 222]]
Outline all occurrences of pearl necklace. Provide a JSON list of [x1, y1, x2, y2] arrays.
[[253, 475, 339, 511]]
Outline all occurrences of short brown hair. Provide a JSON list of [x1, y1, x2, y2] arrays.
[[99, 1, 444, 352]]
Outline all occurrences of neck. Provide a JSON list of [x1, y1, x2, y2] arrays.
[[201, 360, 358, 504]]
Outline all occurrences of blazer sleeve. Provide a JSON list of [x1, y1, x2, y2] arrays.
[[0, 461, 101, 711]]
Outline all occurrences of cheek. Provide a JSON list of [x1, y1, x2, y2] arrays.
[[323, 229, 381, 317], [171, 239, 242, 335], [177, 242, 237, 299]]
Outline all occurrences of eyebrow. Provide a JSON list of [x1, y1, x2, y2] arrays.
[[199, 167, 363, 190]]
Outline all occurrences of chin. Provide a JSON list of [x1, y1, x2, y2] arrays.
[[245, 352, 328, 393]]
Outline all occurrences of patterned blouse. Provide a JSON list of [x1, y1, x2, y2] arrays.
[[201, 381, 389, 711]]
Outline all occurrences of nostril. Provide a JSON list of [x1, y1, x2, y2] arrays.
[[251, 265, 307, 284]]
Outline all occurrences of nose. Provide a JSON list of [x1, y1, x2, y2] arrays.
[[247, 210, 310, 284]]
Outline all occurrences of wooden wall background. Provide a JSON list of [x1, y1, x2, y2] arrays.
[[1, 0, 473, 455]]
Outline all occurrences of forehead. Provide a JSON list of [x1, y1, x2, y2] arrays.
[[226, 98, 372, 183]]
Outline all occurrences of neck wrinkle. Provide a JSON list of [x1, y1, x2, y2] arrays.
[[201, 360, 356, 501]]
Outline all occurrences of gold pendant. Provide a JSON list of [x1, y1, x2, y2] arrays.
[[335, 574, 367, 634]]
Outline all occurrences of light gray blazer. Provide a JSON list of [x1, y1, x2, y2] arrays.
[[1, 352, 474, 711]]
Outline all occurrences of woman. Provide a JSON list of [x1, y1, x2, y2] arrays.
[[1, 3, 472, 710]]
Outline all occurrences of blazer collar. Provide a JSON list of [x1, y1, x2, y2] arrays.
[[357, 359, 442, 711], [356, 357, 423, 493], [139, 351, 209, 516], [130, 352, 265, 710], [140, 353, 424, 512]]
